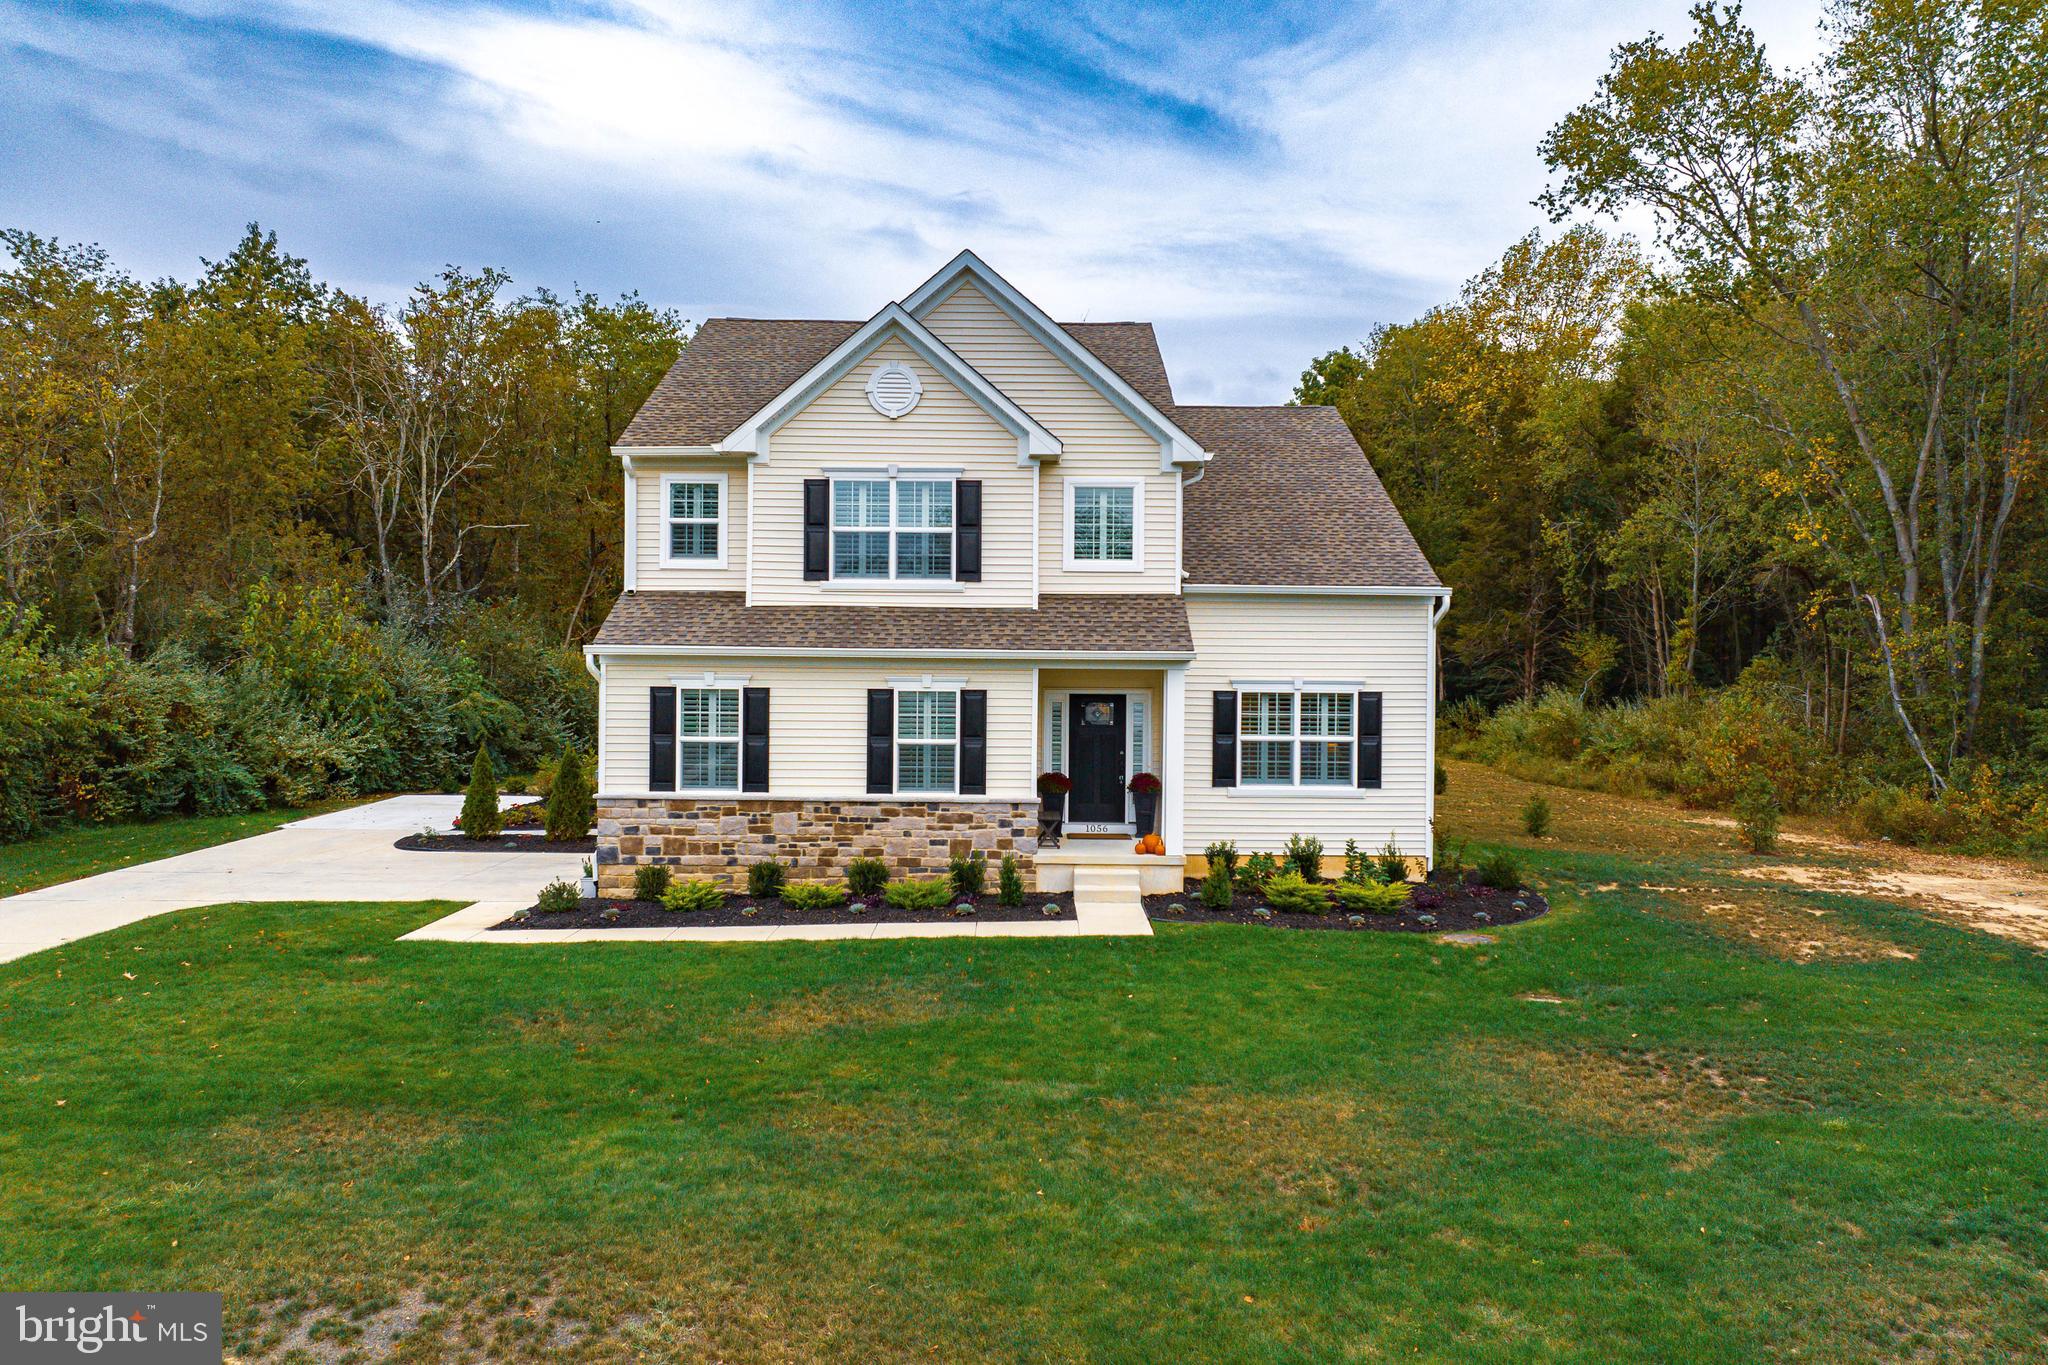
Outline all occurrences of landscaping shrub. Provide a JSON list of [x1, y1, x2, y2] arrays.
[[1335, 879, 1410, 914], [1735, 776, 1781, 853], [535, 879, 580, 914], [460, 742, 503, 839], [1375, 838, 1409, 884], [633, 865, 672, 901], [884, 877, 954, 911], [747, 859, 787, 898], [1341, 838, 1373, 885], [949, 852, 986, 899], [1476, 849, 1523, 891], [1235, 851, 1279, 893], [1521, 795, 1551, 838], [662, 878, 725, 913], [1435, 762, 1448, 794], [1200, 859, 1234, 908], [1283, 833, 1323, 881], [1263, 871, 1330, 914], [998, 854, 1024, 907], [780, 880, 848, 910], [544, 745, 593, 840], [1435, 829, 1469, 881], [1203, 840, 1238, 880], [845, 856, 888, 897]]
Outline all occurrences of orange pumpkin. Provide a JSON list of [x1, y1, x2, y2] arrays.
[[1134, 839, 1148, 854]]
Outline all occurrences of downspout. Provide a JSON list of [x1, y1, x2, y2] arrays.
[[1424, 590, 1450, 869]]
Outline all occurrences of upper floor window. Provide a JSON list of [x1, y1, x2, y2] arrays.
[[662, 473, 726, 568], [1064, 478, 1142, 571], [1241, 687, 1354, 786], [833, 475, 953, 580]]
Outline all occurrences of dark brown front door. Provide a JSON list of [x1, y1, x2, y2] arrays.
[[1067, 694, 1127, 825]]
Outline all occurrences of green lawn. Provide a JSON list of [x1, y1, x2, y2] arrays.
[[0, 801, 361, 897], [1, 774, 2044, 1361]]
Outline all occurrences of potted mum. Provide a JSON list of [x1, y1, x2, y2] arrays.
[[1037, 771, 1071, 822], [1128, 773, 1162, 837]]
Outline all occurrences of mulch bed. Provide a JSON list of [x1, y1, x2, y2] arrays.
[[490, 890, 1080, 930], [394, 833, 597, 854], [1142, 874, 1548, 933]]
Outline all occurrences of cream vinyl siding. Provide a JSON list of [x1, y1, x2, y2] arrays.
[[1182, 594, 1434, 858], [597, 655, 1037, 799], [632, 458, 747, 591], [753, 336, 1035, 607], [918, 283, 1179, 595]]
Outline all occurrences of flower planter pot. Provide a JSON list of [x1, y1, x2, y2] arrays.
[[1132, 790, 1159, 837], [579, 876, 597, 899]]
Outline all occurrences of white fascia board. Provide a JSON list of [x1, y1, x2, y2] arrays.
[[902, 250, 1209, 471], [714, 303, 1060, 464], [585, 644, 1193, 664], [612, 444, 720, 458], [1183, 583, 1452, 598]]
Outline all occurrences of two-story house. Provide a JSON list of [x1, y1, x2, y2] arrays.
[[586, 251, 1446, 898]]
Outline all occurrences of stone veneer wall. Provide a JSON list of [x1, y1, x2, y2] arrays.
[[595, 798, 1039, 896]]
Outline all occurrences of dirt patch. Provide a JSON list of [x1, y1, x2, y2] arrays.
[[1479, 1044, 1781, 1135], [1659, 884, 1919, 962], [1737, 862, 2048, 950], [238, 1285, 592, 1363], [216, 1107, 461, 1166], [1106, 1087, 1420, 1203], [745, 981, 952, 1041]]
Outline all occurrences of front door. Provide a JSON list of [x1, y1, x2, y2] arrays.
[[1067, 694, 1128, 826]]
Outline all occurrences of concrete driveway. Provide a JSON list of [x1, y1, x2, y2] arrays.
[[0, 797, 582, 964]]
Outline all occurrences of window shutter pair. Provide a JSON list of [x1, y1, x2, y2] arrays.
[[801, 478, 980, 581], [648, 687, 769, 791], [867, 688, 987, 795], [1207, 689, 1382, 788]]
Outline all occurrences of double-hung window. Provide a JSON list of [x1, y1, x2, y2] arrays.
[[832, 475, 953, 580], [896, 689, 958, 793], [677, 687, 740, 789], [1240, 688, 1354, 786], [1064, 478, 1141, 570], [662, 473, 725, 566]]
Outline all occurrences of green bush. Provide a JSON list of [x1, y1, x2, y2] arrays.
[[544, 745, 593, 840], [1521, 795, 1551, 838], [633, 865, 672, 901], [662, 878, 725, 913], [1263, 871, 1330, 914], [884, 877, 954, 911], [1476, 849, 1523, 891], [1235, 851, 1279, 893], [780, 880, 848, 910], [1341, 838, 1373, 885], [1203, 840, 1238, 880], [846, 857, 889, 897], [949, 852, 986, 899], [998, 854, 1024, 907], [1200, 859, 1234, 908], [1435, 762, 1448, 795], [1283, 833, 1324, 881], [460, 742, 503, 839], [1435, 829, 1469, 881], [747, 859, 787, 898], [1335, 879, 1410, 914], [1375, 839, 1409, 884], [1734, 776, 1781, 853], [535, 879, 580, 913]]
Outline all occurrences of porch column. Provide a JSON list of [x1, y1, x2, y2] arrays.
[[1162, 663, 1187, 854]]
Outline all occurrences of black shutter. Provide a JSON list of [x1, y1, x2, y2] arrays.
[[742, 687, 770, 792], [866, 689, 894, 794], [1211, 691, 1237, 787], [803, 478, 829, 580], [955, 480, 982, 582], [1357, 691, 1383, 789], [649, 687, 676, 791], [960, 689, 987, 794]]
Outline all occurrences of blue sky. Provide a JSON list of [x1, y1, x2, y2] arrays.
[[2, 0, 1824, 402]]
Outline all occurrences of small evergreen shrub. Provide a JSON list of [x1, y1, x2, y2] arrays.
[[1375, 839, 1409, 884], [1341, 838, 1374, 885], [1335, 879, 1410, 915], [1735, 776, 1781, 852], [1200, 859, 1234, 909], [535, 878, 580, 914], [1264, 871, 1330, 915], [460, 742, 503, 839], [1203, 840, 1238, 880], [1435, 762, 1449, 795], [949, 852, 987, 899], [747, 859, 787, 898], [781, 880, 848, 910], [997, 854, 1025, 907], [1235, 851, 1279, 893], [633, 864, 672, 901], [846, 857, 889, 897], [1476, 849, 1523, 891], [662, 878, 725, 913], [884, 877, 954, 911], [544, 745, 594, 840], [1283, 833, 1324, 881], [1521, 795, 1552, 838], [1435, 830, 1469, 882]]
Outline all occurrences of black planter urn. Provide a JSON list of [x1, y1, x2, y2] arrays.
[[1132, 790, 1159, 837]]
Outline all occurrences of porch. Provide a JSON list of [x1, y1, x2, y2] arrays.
[[1035, 665, 1187, 899]]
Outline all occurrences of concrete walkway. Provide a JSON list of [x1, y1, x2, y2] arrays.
[[401, 896, 1152, 944], [0, 797, 580, 964]]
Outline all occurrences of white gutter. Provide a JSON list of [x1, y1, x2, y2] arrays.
[[1184, 583, 1451, 598], [585, 644, 1195, 664]]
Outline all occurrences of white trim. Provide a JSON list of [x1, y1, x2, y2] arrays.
[[887, 674, 967, 690], [716, 303, 1061, 463], [589, 645, 1194, 663], [1425, 591, 1449, 870], [1232, 678, 1371, 690], [666, 671, 751, 687], [592, 654, 608, 790], [612, 444, 720, 458], [1185, 584, 1451, 598], [1162, 664, 1186, 854], [902, 250, 1206, 470], [744, 461, 756, 604], [657, 471, 730, 570], [1061, 477, 1146, 573], [621, 456, 638, 591], [598, 789, 1038, 804]]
